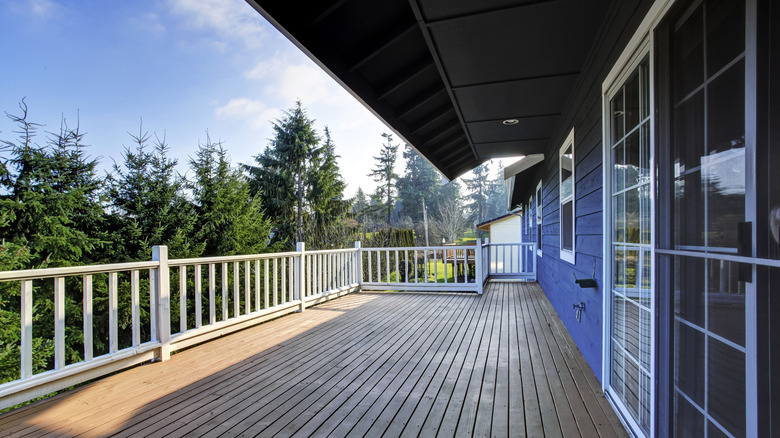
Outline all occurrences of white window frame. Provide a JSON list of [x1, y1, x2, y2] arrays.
[[558, 128, 575, 264], [535, 181, 543, 257]]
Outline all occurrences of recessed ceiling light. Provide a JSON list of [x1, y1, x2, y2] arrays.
[[502, 119, 519, 125]]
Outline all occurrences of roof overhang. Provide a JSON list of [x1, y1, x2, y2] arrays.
[[503, 153, 545, 210], [246, 0, 612, 180]]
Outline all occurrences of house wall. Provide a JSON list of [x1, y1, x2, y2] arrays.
[[522, 0, 655, 380], [488, 215, 523, 244]]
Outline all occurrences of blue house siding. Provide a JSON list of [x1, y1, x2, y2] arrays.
[[527, 0, 655, 383]]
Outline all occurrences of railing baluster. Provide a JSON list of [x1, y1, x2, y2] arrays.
[[443, 250, 448, 284], [288, 256, 294, 303], [254, 260, 261, 312], [273, 258, 278, 307], [264, 259, 269, 310], [195, 265, 202, 328], [368, 251, 372, 283], [233, 262, 239, 318], [433, 250, 438, 284], [149, 268, 157, 341], [109, 272, 118, 353], [131, 270, 139, 346], [21, 280, 33, 379], [209, 263, 216, 324], [83, 274, 93, 360], [245, 261, 250, 315], [221, 262, 228, 321], [464, 250, 469, 283], [279, 257, 287, 304], [179, 266, 187, 333], [54, 277, 65, 369]]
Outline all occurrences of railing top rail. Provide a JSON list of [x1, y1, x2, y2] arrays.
[[167, 251, 301, 267], [305, 248, 360, 255], [0, 261, 159, 282], [362, 245, 477, 251], [486, 242, 535, 246]]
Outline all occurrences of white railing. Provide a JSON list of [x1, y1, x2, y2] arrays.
[[0, 238, 536, 410], [0, 243, 359, 411], [484, 242, 536, 281], [359, 238, 484, 294]]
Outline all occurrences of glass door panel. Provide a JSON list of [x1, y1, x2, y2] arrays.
[[666, 1, 748, 436], [608, 55, 653, 436]]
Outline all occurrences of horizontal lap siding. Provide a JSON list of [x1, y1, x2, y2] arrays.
[[533, 0, 655, 380]]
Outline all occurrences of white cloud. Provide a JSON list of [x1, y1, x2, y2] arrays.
[[167, 0, 267, 49], [215, 97, 281, 129]]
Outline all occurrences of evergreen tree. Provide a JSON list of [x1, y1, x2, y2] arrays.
[[106, 124, 197, 260], [486, 161, 508, 218], [245, 101, 320, 247], [463, 162, 491, 224], [396, 145, 441, 223], [306, 127, 353, 248], [0, 102, 107, 382], [368, 133, 399, 227], [190, 132, 271, 256], [0, 101, 105, 267]]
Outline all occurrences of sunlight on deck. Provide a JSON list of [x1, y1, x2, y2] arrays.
[[0, 284, 625, 437]]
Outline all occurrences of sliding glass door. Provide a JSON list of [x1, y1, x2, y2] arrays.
[[605, 50, 654, 436]]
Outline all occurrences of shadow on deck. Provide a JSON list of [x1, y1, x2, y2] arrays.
[[0, 282, 626, 437]]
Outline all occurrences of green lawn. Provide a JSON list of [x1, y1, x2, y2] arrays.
[[388, 259, 465, 283]]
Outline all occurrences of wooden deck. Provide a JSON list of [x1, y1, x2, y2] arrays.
[[0, 282, 626, 437]]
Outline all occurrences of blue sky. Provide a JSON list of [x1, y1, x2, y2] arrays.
[[0, 0, 411, 197]]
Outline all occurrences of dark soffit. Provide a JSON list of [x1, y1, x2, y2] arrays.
[[246, 0, 612, 180]]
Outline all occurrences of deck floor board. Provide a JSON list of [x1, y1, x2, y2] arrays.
[[0, 282, 626, 437]]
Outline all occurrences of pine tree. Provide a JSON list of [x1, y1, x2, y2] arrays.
[[245, 101, 320, 247], [189, 132, 271, 256], [307, 127, 353, 248], [368, 133, 399, 227], [106, 124, 197, 261], [463, 162, 491, 224], [487, 160, 507, 218], [396, 145, 441, 223]]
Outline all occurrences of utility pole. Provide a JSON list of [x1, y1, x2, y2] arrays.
[[423, 198, 430, 247]]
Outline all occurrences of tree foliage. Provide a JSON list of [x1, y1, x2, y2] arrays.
[[368, 133, 399, 227], [190, 132, 271, 256]]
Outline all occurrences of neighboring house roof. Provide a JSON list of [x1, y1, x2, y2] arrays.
[[247, 0, 611, 181], [476, 211, 522, 231]]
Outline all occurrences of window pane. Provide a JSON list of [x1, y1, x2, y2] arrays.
[[612, 88, 625, 143], [640, 185, 651, 245], [704, 151, 745, 250], [625, 130, 640, 188], [673, 4, 704, 101], [674, 172, 704, 248], [673, 91, 704, 176], [626, 188, 640, 243], [625, 69, 641, 130], [674, 392, 705, 438], [562, 200, 573, 251], [674, 256, 705, 327], [674, 320, 705, 406], [613, 141, 625, 192], [613, 193, 625, 243], [706, 260, 746, 346], [707, 60, 745, 155], [708, 337, 745, 436], [706, 0, 745, 76]]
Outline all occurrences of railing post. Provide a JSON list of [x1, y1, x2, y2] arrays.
[[152, 245, 170, 361], [355, 241, 362, 289], [475, 238, 484, 295], [296, 242, 305, 312]]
